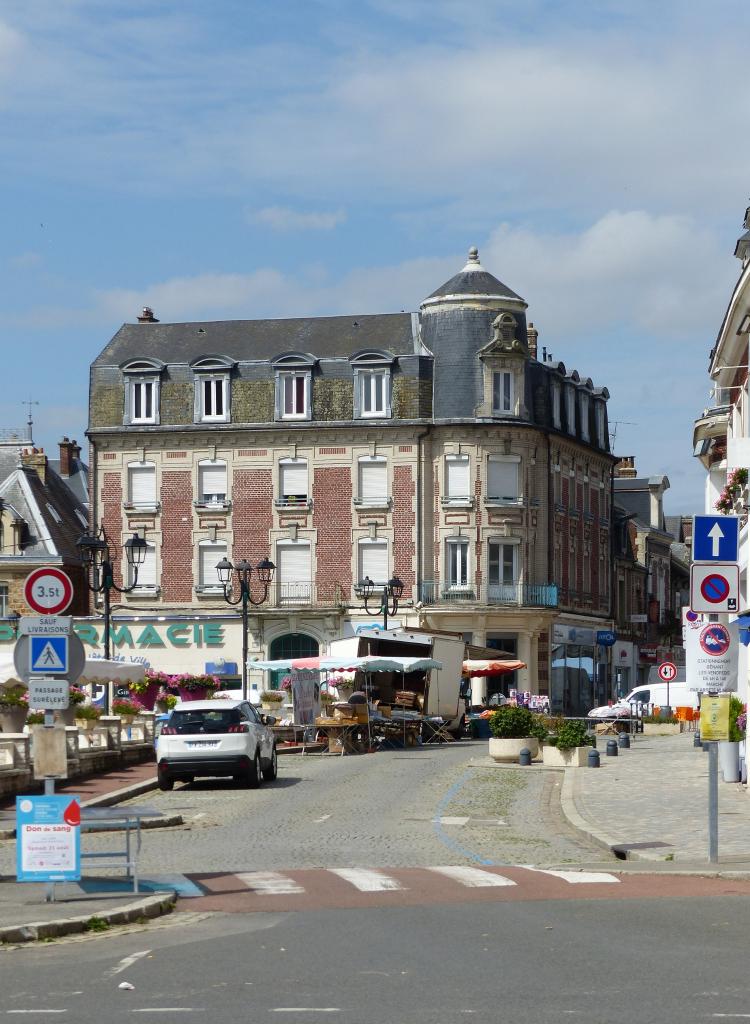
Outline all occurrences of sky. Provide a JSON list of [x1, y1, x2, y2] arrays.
[[1, 0, 749, 514]]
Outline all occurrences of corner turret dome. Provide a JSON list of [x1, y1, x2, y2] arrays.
[[420, 246, 527, 314]]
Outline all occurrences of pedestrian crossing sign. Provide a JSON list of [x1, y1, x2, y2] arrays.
[[29, 634, 68, 675]]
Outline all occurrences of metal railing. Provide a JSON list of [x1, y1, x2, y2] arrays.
[[419, 581, 558, 607]]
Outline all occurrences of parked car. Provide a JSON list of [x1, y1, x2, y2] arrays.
[[156, 699, 278, 790]]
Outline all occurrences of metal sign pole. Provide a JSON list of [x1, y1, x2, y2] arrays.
[[43, 707, 56, 903], [708, 740, 719, 863]]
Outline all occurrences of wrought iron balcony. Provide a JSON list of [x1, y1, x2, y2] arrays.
[[418, 581, 558, 607]]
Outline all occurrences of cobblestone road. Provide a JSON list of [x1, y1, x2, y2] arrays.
[[0, 741, 611, 876]]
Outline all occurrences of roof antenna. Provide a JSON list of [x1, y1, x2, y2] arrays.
[[23, 398, 39, 444]]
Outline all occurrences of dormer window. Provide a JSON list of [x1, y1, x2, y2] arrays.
[[596, 401, 606, 448], [121, 359, 164, 426], [351, 351, 394, 419], [493, 371, 514, 414], [579, 391, 590, 442], [565, 386, 576, 434], [274, 353, 315, 421], [190, 356, 235, 424], [551, 381, 561, 429]]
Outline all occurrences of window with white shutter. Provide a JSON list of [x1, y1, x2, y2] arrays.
[[198, 461, 227, 506], [279, 459, 308, 505], [445, 538, 470, 590], [129, 542, 158, 591], [492, 371, 513, 414], [487, 458, 519, 504], [276, 541, 312, 603], [488, 540, 518, 602], [199, 542, 226, 592], [127, 463, 158, 510], [357, 458, 388, 506], [445, 455, 470, 503], [358, 539, 388, 586]]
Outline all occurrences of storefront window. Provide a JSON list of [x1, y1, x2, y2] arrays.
[[550, 642, 596, 717]]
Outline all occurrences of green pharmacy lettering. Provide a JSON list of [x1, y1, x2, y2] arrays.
[[166, 624, 190, 647], [135, 624, 166, 648], [0, 625, 15, 643], [70, 622, 226, 649]]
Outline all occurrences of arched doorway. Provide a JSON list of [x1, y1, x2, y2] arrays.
[[269, 633, 319, 689]]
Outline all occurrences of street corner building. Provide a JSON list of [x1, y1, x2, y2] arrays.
[[82, 248, 617, 716]]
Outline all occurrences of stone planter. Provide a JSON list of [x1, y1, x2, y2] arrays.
[[643, 722, 683, 736], [76, 717, 101, 732], [543, 744, 590, 768], [0, 707, 28, 733], [719, 740, 740, 783], [488, 736, 539, 763], [58, 706, 78, 727]]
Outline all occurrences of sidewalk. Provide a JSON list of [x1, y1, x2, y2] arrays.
[[560, 731, 750, 872], [0, 761, 166, 944]]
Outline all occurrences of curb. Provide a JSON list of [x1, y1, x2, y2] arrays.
[[0, 891, 177, 945]]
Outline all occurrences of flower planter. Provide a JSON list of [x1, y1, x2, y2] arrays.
[[542, 744, 590, 768], [76, 717, 100, 732], [0, 708, 28, 733], [488, 736, 539, 763], [130, 681, 161, 711], [178, 686, 211, 702], [642, 722, 683, 736], [58, 706, 78, 727]]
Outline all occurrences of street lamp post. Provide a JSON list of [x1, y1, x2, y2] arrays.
[[76, 526, 148, 712], [216, 557, 275, 700], [359, 575, 404, 631]]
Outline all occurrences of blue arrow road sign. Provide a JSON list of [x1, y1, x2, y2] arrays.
[[692, 514, 739, 563], [29, 634, 68, 674]]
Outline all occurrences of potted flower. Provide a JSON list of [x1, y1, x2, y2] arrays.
[[260, 689, 284, 711], [155, 687, 178, 713], [328, 672, 355, 702], [488, 705, 541, 762], [112, 696, 145, 725], [57, 684, 87, 726], [543, 719, 594, 767], [173, 673, 220, 702], [127, 671, 163, 711], [0, 683, 29, 733], [719, 696, 746, 783], [75, 703, 103, 731]]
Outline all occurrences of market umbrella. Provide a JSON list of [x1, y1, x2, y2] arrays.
[[461, 659, 526, 676]]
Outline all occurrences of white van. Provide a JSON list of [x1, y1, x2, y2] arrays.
[[588, 680, 698, 719]]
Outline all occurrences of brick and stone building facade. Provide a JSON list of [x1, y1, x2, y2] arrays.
[[80, 250, 616, 714]]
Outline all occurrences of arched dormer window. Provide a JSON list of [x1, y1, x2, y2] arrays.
[[190, 355, 236, 424], [121, 358, 165, 426], [273, 353, 316, 421], [350, 351, 394, 419]]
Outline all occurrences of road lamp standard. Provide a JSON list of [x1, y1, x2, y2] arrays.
[[216, 557, 275, 700], [359, 575, 404, 631], [76, 526, 148, 711]]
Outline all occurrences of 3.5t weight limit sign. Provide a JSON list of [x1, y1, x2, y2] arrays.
[[23, 568, 74, 616], [690, 563, 739, 614]]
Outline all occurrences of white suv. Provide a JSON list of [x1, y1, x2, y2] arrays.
[[156, 699, 278, 790]]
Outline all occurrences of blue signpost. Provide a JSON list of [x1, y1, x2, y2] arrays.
[[692, 515, 740, 563]]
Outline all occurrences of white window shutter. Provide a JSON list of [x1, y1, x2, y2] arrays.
[[280, 460, 308, 497], [199, 463, 227, 500], [446, 456, 469, 498], [359, 540, 388, 585], [134, 544, 157, 588], [129, 465, 156, 505], [488, 460, 518, 500], [277, 542, 312, 601], [200, 544, 225, 588], [359, 460, 386, 501]]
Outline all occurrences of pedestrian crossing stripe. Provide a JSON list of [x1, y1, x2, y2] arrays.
[[29, 635, 68, 673]]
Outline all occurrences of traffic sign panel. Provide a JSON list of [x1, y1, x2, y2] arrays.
[[23, 567, 74, 615], [27, 678, 69, 709], [699, 623, 731, 657], [658, 661, 677, 682], [690, 563, 739, 614], [13, 632, 85, 685], [692, 515, 739, 563], [29, 635, 68, 675]]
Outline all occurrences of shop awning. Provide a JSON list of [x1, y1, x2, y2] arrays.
[[249, 655, 442, 672], [733, 615, 750, 646], [462, 659, 526, 677]]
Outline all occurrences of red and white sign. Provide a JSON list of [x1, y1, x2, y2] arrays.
[[689, 562, 739, 614], [658, 661, 677, 683], [23, 567, 74, 615]]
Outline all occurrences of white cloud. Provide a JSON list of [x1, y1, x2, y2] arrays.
[[249, 206, 347, 231], [8, 250, 42, 269]]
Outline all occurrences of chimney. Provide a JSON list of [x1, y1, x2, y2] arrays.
[[137, 306, 159, 323], [58, 436, 76, 477], [615, 456, 637, 479], [526, 322, 538, 360], [21, 446, 48, 484]]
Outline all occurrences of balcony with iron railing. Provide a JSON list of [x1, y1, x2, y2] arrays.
[[419, 581, 558, 608]]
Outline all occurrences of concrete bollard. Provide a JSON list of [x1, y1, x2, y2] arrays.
[[694, 732, 702, 748], [588, 748, 600, 768], [606, 739, 618, 757], [519, 747, 532, 766], [618, 732, 630, 749]]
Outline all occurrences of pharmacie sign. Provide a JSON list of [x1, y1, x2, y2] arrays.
[[0, 619, 228, 650]]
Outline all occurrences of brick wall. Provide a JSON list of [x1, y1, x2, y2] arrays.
[[101, 472, 123, 587], [313, 467, 352, 602], [161, 470, 194, 602], [392, 465, 415, 598], [232, 468, 274, 602]]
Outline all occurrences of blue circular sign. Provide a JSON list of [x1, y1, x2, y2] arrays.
[[700, 573, 730, 605]]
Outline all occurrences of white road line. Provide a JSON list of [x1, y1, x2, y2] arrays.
[[130, 1010, 204, 1014], [435, 816, 470, 826], [108, 950, 152, 976], [329, 868, 405, 892], [6, 1012, 68, 1015], [525, 868, 620, 884], [427, 866, 517, 888], [313, 814, 331, 823], [237, 871, 305, 895], [272, 1009, 340, 1013]]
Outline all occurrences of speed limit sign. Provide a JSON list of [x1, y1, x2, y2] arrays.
[[657, 661, 677, 683]]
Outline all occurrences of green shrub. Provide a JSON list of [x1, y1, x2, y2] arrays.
[[728, 695, 745, 742], [556, 719, 592, 750], [528, 714, 551, 741], [488, 705, 535, 739]]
